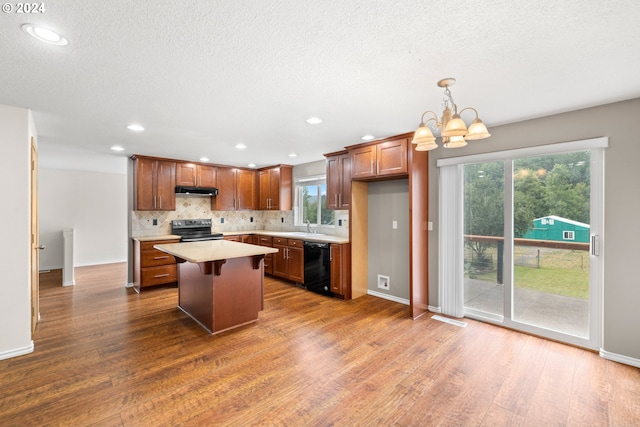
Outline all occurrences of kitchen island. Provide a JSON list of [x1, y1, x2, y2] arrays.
[[154, 240, 278, 334]]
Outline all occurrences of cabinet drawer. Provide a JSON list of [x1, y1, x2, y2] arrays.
[[141, 265, 177, 287], [258, 236, 273, 246], [287, 239, 303, 247], [141, 249, 176, 267], [273, 237, 286, 245], [140, 239, 179, 251]]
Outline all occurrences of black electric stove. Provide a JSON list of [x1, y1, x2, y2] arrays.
[[171, 219, 224, 242]]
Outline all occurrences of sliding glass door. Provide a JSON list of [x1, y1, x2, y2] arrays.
[[441, 138, 605, 349]]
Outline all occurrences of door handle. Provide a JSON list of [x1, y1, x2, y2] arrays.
[[37, 245, 46, 250], [591, 235, 600, 256]]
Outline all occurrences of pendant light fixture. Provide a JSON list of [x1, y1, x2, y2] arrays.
[[411, 78, 491, 151]]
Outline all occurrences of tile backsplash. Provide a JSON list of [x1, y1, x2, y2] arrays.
[[131, 195, 349, 238]]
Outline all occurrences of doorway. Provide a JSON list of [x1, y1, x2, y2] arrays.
[[439, 138, 605, 349]]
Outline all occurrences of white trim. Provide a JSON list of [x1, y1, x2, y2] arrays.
[[437, 137, 609, 167], [600, 349, 640, 368], [0, 341, 34, 361], [428, 305, 442, 313], [367, 290, 409, 305]]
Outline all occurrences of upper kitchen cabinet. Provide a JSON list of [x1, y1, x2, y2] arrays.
[[258, 165, 292, 210], [214, 167, 256, 210], [176, 162, 217, 188], [325, 151, 351, 210], [350, 137, 408, 180], [133, 156, 176, 211]]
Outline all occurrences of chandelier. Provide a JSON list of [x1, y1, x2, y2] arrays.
[[411, 78, 491, 151]]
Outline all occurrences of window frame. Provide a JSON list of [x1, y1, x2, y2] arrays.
[[295, 175, 335, 227]]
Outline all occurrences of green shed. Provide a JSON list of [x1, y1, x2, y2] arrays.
[[522, 215, 590, 243]]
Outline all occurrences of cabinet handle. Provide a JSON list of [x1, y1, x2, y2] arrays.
[[154, 196, 157, 209], [338, 193, 342, 207], [154, 256, 170, 260], [154, 273, 170, 278], [159, 196, 162, 208], [330, 246, 333, 261]]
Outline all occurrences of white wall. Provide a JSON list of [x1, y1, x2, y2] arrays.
[[39, 168, 128, 269], [0, 105, 35, 360]]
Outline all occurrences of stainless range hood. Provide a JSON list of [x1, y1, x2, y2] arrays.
[[175, 186, 218, 196]]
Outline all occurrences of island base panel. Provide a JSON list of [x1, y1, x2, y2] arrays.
[[177, 257, 264, 334]]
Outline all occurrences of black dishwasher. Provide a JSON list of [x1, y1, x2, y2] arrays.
[[303, 241, 332, 296]]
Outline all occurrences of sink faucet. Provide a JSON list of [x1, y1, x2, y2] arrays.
[[306, 220, 311, 233]]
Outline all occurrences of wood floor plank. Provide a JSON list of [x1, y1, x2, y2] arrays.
[[0, 263, 638, 426]]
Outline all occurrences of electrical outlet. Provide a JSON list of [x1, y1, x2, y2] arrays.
[[377, 274, 390, 290], [152, 219, 158, 226], [338, 219, 342, 226], [392, 220, 398, 229], [250, 217, 253, 222], [221, 218, 224, 224]]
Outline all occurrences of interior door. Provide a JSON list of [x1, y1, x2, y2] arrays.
[[30, 138, 39, 335]]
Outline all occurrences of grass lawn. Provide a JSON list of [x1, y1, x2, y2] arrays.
[[466, 246, 590, 299]]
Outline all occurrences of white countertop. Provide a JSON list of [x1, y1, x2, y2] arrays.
[[155, 240, 278, 263], [133, 230, 349, 244], [223, 230, 349, 244]]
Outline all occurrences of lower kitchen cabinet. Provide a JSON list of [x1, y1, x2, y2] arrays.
[[273, 238, 304, 283], [133, 238, 180, 292], [256, 235, 274, 275], [330, 243, 351, 299]]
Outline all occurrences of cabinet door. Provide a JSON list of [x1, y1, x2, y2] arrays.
[[326, 156, 339, 210], [287, 246, 304, 283], [350, 145, 376, 179], [377, 138, 408, 177], [272, 244, 288, 278], [338, 154, 351, 209], [198, 165, 217, 188], [156, 160, 176, 210], [215, 167, 237, 210], [330, 244, 342, 295], [135, 157, 156, 210], [268, 168, 281, 210], [176, 162, 197, 187], [258, 169, 271, 210], [224, 235, 241, 242], [236, 169, 256, 210]]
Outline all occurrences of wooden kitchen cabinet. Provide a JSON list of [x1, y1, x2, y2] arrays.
[[223, 234, 253, 243], [214, 167, 256, 210], [330, 243, 351, 299], [133, 156, 176, 211], [272, 237, 304, 283], [133, 238, 180, 292], [350, 137, 408, 180], [256, 235, 274, 275], [258, 165, 293, 210], [176, 162, 217, 188], [326, 151, 351, 210]]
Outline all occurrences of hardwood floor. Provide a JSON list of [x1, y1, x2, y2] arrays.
[[1, 263, 639, 426]]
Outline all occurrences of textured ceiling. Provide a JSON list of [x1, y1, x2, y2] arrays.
[[2, 0, 640, 173]]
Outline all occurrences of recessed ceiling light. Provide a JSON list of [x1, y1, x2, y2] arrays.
[[306, 117, 322, 125], [22, 24, 69, 46], [200, 157, 210, 162], [110, 146, 125, 152], [235, 143, 247, 149], [288, 153, 298, 158], [361, 135, 375, 141], [126, 124, 145, 132], [248, 163, 257, 168]]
